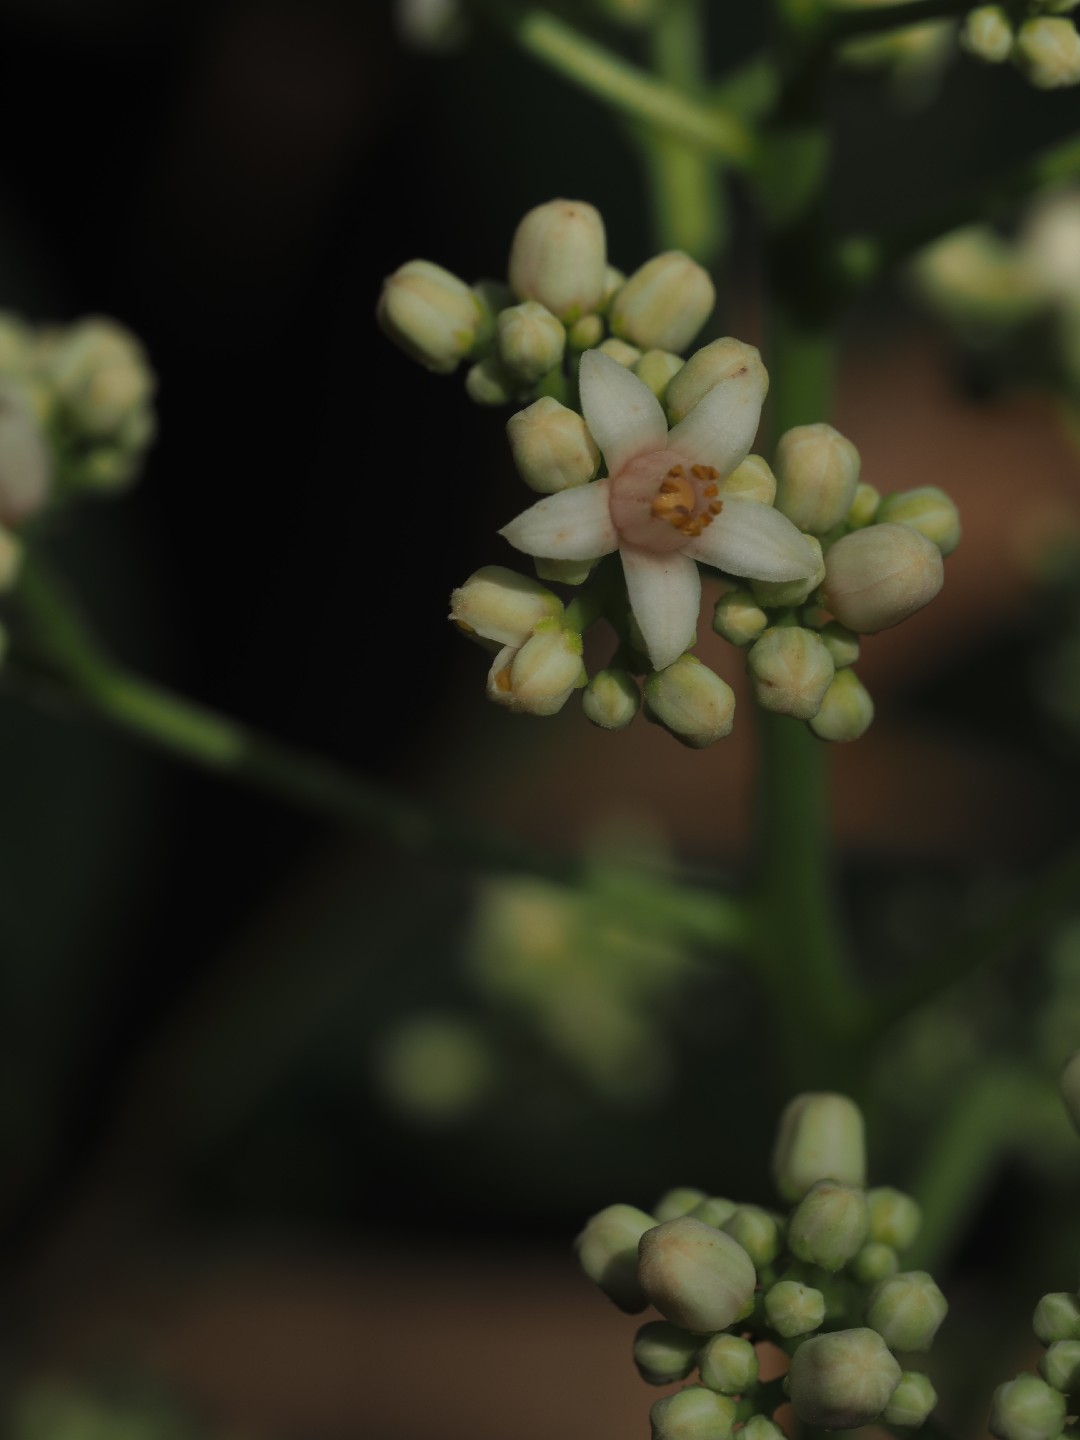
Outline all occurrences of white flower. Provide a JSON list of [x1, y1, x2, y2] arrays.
[[499, 349, 817, 670]]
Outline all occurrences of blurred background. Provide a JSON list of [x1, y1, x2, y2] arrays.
[[2, 2, 1080, 1437]]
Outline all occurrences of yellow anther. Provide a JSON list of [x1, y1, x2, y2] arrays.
[[691, 464, 720, 481]]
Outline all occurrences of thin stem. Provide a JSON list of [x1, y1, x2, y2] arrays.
[[469, 1, 756, 167]]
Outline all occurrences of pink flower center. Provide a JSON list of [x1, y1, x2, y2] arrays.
[[609, 450, 723, 554]]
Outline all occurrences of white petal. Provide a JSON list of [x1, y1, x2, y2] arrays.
[[683, 496, 818, 581], [499, 479, 618, 561], [665, 360, 767, 476], [621, 545, 701, 671], [579, 349, 667, 475]]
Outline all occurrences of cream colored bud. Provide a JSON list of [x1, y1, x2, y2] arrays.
[[450, 565, 562, 647], [376, 260, 483, 374], [496, 301, 566, 385], [507, 396, 600, 494], [689, 1196, 737, 1228], [765, 1279, 826, 1338], [653, 1187, 707, 1222], [961, 6, 1014, 61], [991, 1375, 1067, 1440], [866, 1271, 948, 1352], [487, 626, 584, 716], [848, 482, 880, 528], [638, 1216, 757, 1333], [597, 337, 641, 367], [567, 314, 604, 350], [650, 1387, 737, 1440], [0, 313, 31, 373], [876, 486, 961, 555], [810, 669, 874, 742], [634, 349, 685, 400], [0, 525, 23, 592], [772, 1092, 867, 1202], [823, 524, 944, 633], [718, 454, 776, 505], [665, 339, 767, 424], [884, 1372, 938, 1428], [610, 252, 716, 353], [751, 536, 825, 610], [818, 622, 860, 668], [788, 1180, 870, 1272], [575, 1202, 655, 1312], [583, 668, 640, 729], [465, 356, 516, 406], [912, 227, 1045, 326], [0, 382, 51, 525], [600, 265, 625, 312], [644, 656, 736, 748], [788, 1328, 902, 1430], [1014, 17, 1080, 87], [713, 589, 768, 646], [775, 423, 861, 536], [508, 199, 607, 323], [748, 626, 835, 721], [1021, 191, 1080, 300]]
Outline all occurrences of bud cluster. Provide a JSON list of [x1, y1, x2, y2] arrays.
[[961, 4, 1080, 88], [576, 1093, 945, 1440]]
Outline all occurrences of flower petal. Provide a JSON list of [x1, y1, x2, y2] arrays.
[[579, 349, 668, 475], [499, 479, 618, 560], [683, 496, 818, 581], [665, 359, 767, 476], [621, 544, 701, 671]]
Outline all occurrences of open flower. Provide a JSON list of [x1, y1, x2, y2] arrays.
[[500, 350, 818, 669]]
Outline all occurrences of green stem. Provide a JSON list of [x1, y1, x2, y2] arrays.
[[470, 1, 756, 167]]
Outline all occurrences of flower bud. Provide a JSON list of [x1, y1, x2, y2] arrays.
[[535, 556, 596, 585], [818, 622, 860, 669], [718, 454, 776, 505], [751, 537, 826, 610], [644, 657, 736, 748], [0, 525, 21, 592], [772, 1092, 867, 1202], [1059, 1050, 1080, 1136], [0, 382, 51, 525], [1033, 1292, 1080, 1344], [990, 1374, 1067, 1440], [496, 301, 566, 385], [634, 1320, 702, 1385], [609, 252, 716, 353], [567, 314, 604, 350], [472, 278, 514, 347], [376, 259, 484, 373], [713, 590, 768, 647], [508, 199, 607, 323], [848, 482, 880, 528], [1014, 17, 1080, 87], [748, 627, 835, 721], [722, 1205, 781, 1269], [765, 1279, 826, 1338], [0, 312, 30, 372], [1040, 1340, 1080, 1394], [742, 1419, 785, 1440], [866, 1271, 948, 1352], [810, 668, 874, 742], [788, 1328, 902, 1430], [597, 337, 641, 367], [822, 524, 944, 633], [600, 265, 625, 312], [638, 1216, 757, 1333], [774, 424, 861, 536], [698, 1334, 758, 1394], [884, 1371, 938, 1427], [465, 356, 516, 406], [689, 1196, 738, 1228], [876, 487, 961, 556], [394, 0, 468, 51], [867, 1187, 922, 1252], [961, 6, 1014, 61], [912, 227, 1045, 327], [654, 1187, 707, 1222], [583, 668, 640, 730], [665, 339, 767, 425], [574, 1202, 656, 1311], [788, 1181, 870, 1272], [852, 1242, 900, 1285], [487, 627, 584, 716], [451, 566, 563, 647], [507, 396, 600, 494], [650, 1387, 737, 1440], [634, 349, 685, 400]]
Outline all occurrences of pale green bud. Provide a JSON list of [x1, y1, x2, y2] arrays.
[[866, 1271, 948, 1352], [713, 590, 768, 647], [698, 1334, 758, 1394], [1014, 17, 1080, 86], [961, 6, 1014, 61], [990, 1374, 1067, 1440], [0, 312, 31, 373], [788, 1180, 870, 1272], [848, 482, 880, 528], [487, 627, 585, 716], [610, 252, 716, 353], [597, 336, 641, 367], [748, 626, 835, 721], [375, 1013, 491, 1120], [818, 622, 860, 668], [1034, 1292, 1080, 1344], [634, 1320, 702, 1385], [913, 226, 1046, 327], [451, 566, 563, 647], [867, 1187, 922, 1252], [876, 487, 961, 556], [0, 382, 51, 524], [471, 278, 513, 353], [377, 259, 483, 373], [775, 423, 861, 536], [465, 356, 516, 406], [718, 454, 777, 505], [535, 556, 596, 585], [751, 537, 826, 610], [600, 265, 625, 312], [810, 668, 874, 743], [49, 318, 155, 439], [654, 1187, 708, 1222], [496, 301, 566, 385], [650, 1386, 736, 1440], [1040, 1340, 1080, 1393], [0, 524, 22, 592], [583, 668, 640, 730], [765, 1279, 826, 1337], [644, 656, 736, 748], [722, 1205, 781, 1269], [772, 1092, 867, 1202], [634, 349, 685, 400], [665, 339, 768, 424], [507, 396, 600, 494], [852, 1242, 900, 1285], [1060, 1050, 1080, 1136], [689, 1196, 738, 1228], [823, 524, 944, 633], [638, 1216, 757, 1333], [742, 1419, 785, 1440], [884, 1371, 938, 1427], [567, 314, 604, 350], [788, 1327, 902, 1430], [509, 199, 607, 323], [574, 1202, 655, 1311]]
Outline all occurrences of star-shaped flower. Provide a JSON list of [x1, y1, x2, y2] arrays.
[[499, 349, 819, 670]]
